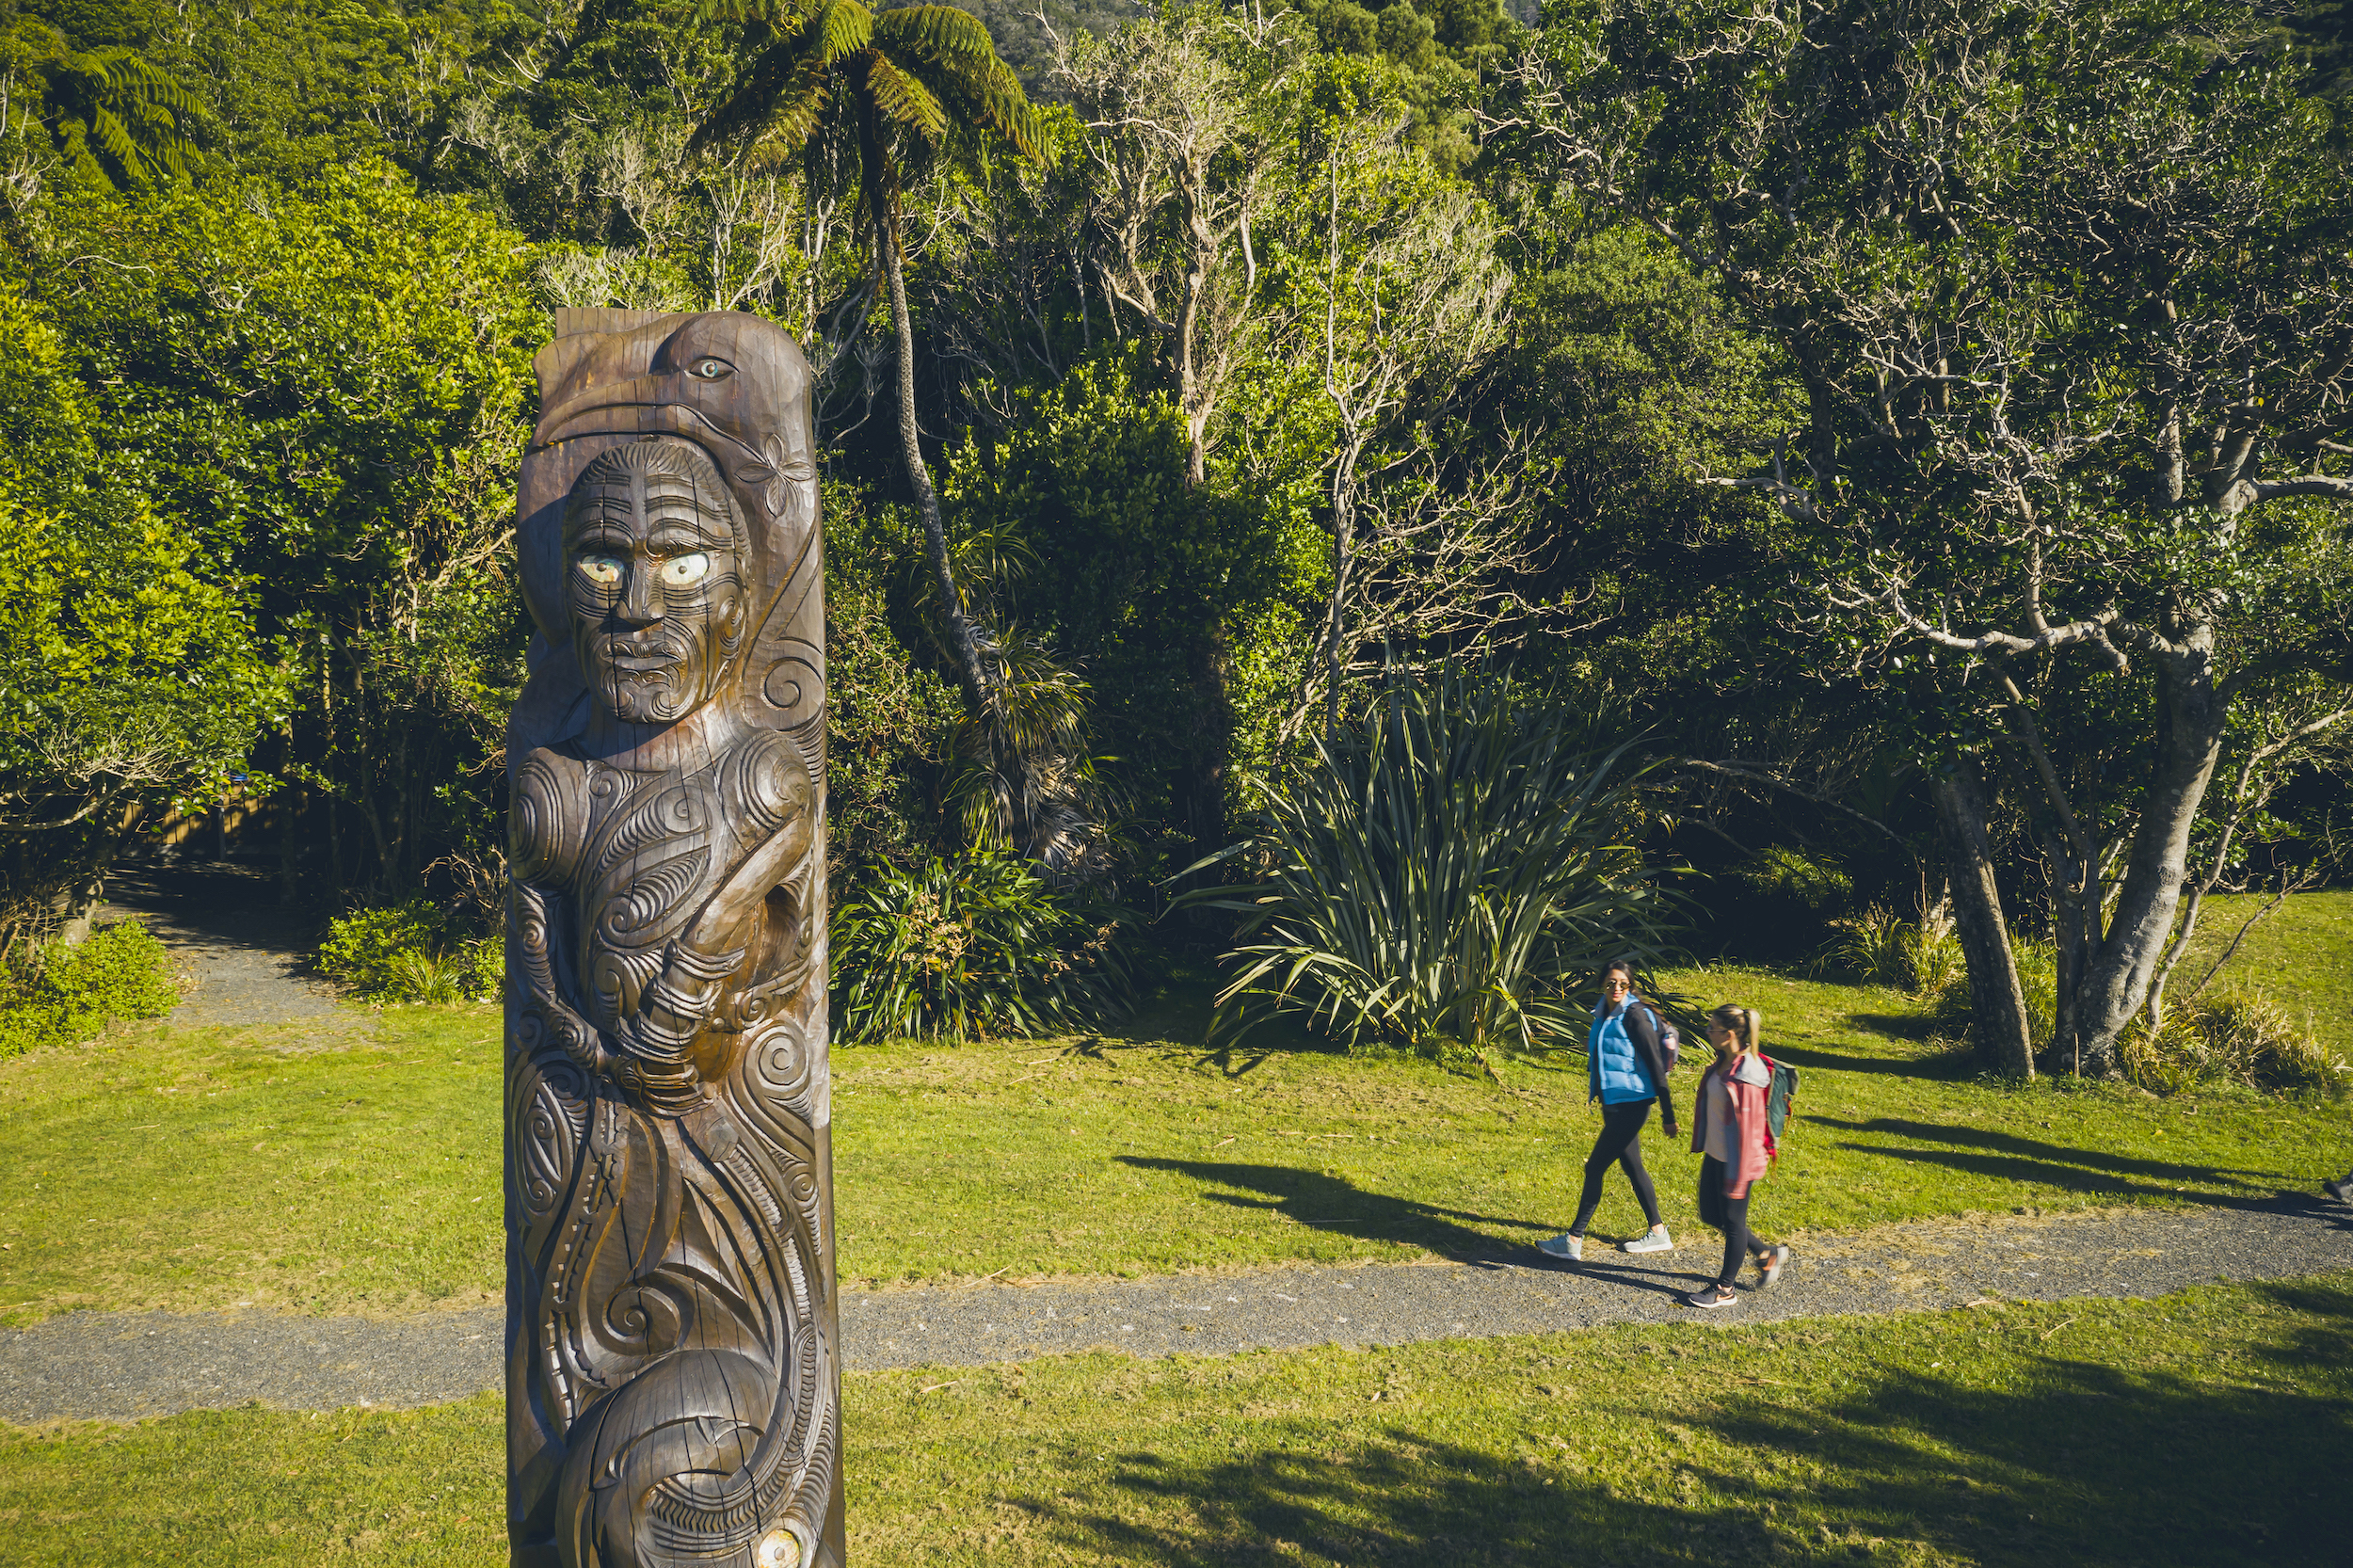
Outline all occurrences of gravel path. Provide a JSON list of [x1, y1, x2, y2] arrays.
[[6, 1199, 2347, 1424], [101, 860, 344, 1030]]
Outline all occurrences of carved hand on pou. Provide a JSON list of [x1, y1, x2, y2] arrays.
[[603, 757, 815, 1106]]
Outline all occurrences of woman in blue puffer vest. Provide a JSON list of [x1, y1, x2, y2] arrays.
[[1538, 959, 1679, 1262]]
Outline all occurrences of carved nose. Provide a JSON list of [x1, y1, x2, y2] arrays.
[[616, 562, 662, 625]]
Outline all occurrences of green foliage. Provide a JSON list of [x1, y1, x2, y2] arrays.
[[830, 851, 1134, 1041], [1736, 845, 1851, 910], [823, 490, 968, 875], [940, 365, 1324, 858], [7, 158, 541, 898], [1820, 904, 1910, 987], [0, 287, 289, 921], [1822, 904, 1964, 1000], [1180, 669, 1679, 1057], [0, 920, 177, 1058], [2124, 991, 2348, 1097], [1931, 935, 2059, 1053], [318, 899, 498, 1003], [695, 0, 1040, 171], [0, 23, 205, 188]]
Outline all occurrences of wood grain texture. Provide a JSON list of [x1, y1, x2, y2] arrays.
[[504, 311, 840, 1568]]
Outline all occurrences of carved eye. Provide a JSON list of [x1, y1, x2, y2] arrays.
[[660, 552, 711, 586], [577, 556, 624, 587], [685, 356, 734, 381]]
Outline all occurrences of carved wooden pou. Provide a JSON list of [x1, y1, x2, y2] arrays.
[[504, 309, 839, 1568]]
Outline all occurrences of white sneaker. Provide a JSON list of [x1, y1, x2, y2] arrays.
[[1536, 1232, 1584, 1261], [1622, 1225, 1674, 1254]]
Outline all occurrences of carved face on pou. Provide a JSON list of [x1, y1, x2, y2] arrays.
[[564, 439, 748, 726]]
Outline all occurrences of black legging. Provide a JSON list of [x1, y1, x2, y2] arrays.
[[1698, 1154, 1769, 1287], [1569, 1099, 1661, 1236]]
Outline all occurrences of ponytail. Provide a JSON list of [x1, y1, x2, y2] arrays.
[[1708, 1002, 1762, 1062]]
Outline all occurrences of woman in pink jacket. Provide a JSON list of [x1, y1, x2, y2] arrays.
[[1683, 1003, 1791, 1310]]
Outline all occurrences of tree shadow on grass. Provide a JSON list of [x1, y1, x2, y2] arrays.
[[1689, 1274, 2352, 1566], [1115, 1157, 1543, 1263], [1767, 1035, 1980, 1080], [1807, 1114, 2301, 1203], [1000, 1277, 2347, 1566]]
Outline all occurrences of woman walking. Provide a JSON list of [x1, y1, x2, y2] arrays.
[[1539, 960, 1678, 1261], [1683, 1002, 1790, 1309]]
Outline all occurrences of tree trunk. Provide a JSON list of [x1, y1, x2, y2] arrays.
[[1932, 763, 2034, 1076], [1181, 621, 1233, 866], [870, 151, 990, 711], [1317, 434, 1366, 742], [2071, 622, 2229, 1073], [2042, 826, 2098, 1073]]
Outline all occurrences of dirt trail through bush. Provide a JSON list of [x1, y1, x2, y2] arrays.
[[100, 859, 344, 1031]]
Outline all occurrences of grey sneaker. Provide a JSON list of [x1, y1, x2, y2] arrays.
[[1682, 1285, 1739, 1310], [1754, 1244, 1791, 1289], [1536, 1232, 1584, 1261], [2325, 1177, 2353, 1205], [1622, 1225, 1674, 1254]]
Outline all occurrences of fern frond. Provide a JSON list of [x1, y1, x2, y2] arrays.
[[872, 8, 1037, 158], [759, 60, 834, 151], [813, 0, 875, 66], [694, 0, 808, 22], [871, 5, 997, 67], [93, 50, 206, 119], [861, 54, 947, 145], [689, 37, 829, 155], [90, 105, 146, 181]]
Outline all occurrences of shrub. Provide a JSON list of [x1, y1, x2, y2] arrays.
[[2122, 991, 2345, 1096], [318, 898, 501, 1003], [0, 920, 178, 1058], [1737, 846, 1853, 910], [1177, 669, 1681, 1057], [1931, 934, 2057, 1049], [1905, 908, 1967, 1000], [1823, 904, 1967, 1000], [1822, 904, 1910, 987], [460, 936, 504, 1003], [831, 851, 1135, 1041]]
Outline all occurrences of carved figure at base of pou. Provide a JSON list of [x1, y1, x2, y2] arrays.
[[504, 308, 839, 1568]]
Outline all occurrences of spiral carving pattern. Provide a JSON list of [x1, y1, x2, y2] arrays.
[[506, 309, 838, 1568]]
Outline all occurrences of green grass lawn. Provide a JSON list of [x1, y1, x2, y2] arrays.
[[0, 1274, 2342, 1565], [2174, 887, 2353, 1031], [5, 910, 2351, 1322]]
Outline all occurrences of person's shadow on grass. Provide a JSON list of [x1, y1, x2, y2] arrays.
[[1114, 1156, 1543, 1265], [1112, 1156, 1705, 1298]]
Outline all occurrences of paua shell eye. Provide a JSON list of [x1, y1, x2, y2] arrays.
[[660, 553, 711, 586], [577, 556, 624, 586], [685, 356, 734, 381]]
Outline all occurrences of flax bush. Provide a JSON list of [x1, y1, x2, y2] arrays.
[[1177, 670, 1680, 1057]]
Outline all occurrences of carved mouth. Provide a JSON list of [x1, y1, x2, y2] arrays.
[[606, 653, 682, 674]]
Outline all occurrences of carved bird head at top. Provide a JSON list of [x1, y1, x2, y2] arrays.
[[511, 311, 826, 759], [519, 310, 819, 655]]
